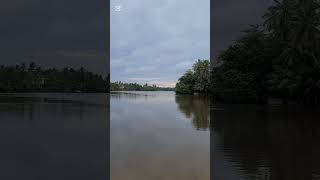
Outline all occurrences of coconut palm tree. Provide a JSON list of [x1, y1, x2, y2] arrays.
[[264, 0, 320, 62], [263, 0, 298, 41], [290, 0, 320, 58]]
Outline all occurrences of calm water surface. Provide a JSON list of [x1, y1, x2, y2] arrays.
[[0, 93, 108, 180], [1, 92, 318, 180], [111, 91, 320, 180], [211, 104, 319, 180], [110, 91, 210, 180]]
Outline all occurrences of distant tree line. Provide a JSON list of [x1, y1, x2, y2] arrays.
[[175, 59, 210, 95], [110, 81, 174, 91], [0, 62, 110, 93]]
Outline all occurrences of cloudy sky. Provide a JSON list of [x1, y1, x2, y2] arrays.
[[1, 0, 273, 83], [110, 0, 210, 87], [211, 0, 273, 61], [0, 0, 108, 76]]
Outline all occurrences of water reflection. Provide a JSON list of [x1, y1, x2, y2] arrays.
[[111, 91, 209, 180], [211, 104, 318, 180], [175, 95, 210, 131], [111, 91, 154, 100], [0, 93, 108, 180]]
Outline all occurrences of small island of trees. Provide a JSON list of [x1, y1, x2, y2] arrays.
[[176, 0, 320, 104]]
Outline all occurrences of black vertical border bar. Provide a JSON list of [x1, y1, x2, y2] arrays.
[[210, 0, 214, 179], [210, 0, 214, 70], [105, 0, 110, 179]]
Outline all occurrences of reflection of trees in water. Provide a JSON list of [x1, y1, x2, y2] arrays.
[[211, 105, 318, 179], [110, 92, 155, 100], [175, 95, 209, 131]]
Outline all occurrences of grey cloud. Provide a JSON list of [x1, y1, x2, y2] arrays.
[[212, 0, 274, 60], [111, 0, 210, 87], [0, 0, 108, 75]]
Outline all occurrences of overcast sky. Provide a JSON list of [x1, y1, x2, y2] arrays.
[[111, 0, 210, 87], [0, 0, 108, 76], [1, 0, 273, 83], [110, 0, 273, 87], [211, 0, 273, 62]]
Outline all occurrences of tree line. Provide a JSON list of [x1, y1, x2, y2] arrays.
[[175, 59, 210, 94], [110, 81, 174, 91], [176, 0, 320, 104], [0, 62, 110, 93]]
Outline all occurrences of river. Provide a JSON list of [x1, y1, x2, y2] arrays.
[[0, 93, 108, 180], [211, 104, 319, 180], [0, 92, 318, 179], [110, 91, 210, 180], [112, 91, 319, 180]]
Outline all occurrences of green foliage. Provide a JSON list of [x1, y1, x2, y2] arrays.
[[210, 0, 320, 104], [175, 59, 210, 94], [210, 26, 271, 103], [175, 70, 195, 94], [193, 60, 210, 93], [110, 81, 174, 91], [0, 62, 110, 93]]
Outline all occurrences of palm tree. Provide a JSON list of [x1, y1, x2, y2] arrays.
[[264, 0, 320, 102], [264, 0, 320, 60], [263, 0, 320, 66], [263, 0, 297, 41], [290, 0, 320, 59]]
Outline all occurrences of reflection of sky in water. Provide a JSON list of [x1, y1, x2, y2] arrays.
[[111, 91, 210, 180]]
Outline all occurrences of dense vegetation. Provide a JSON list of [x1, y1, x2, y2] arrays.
[[0, 62, 110, 93], [211, 0, 320, 104], [110, 81, 174, 91], [175, 59, 210, 94]]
